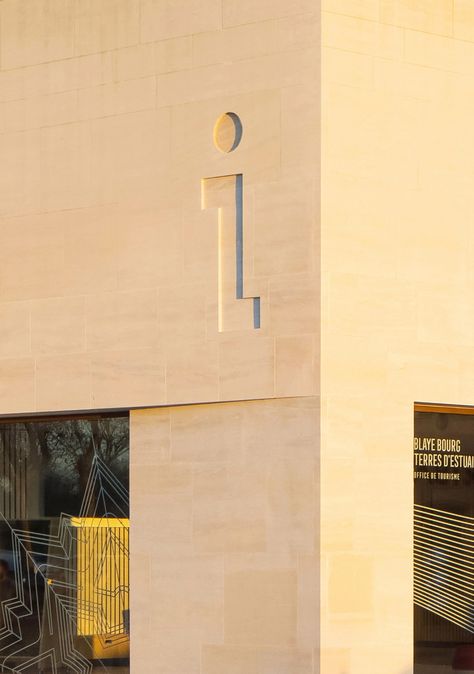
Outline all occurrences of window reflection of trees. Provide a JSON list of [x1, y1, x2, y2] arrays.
[[0, 416, 130, 673], [0, 416, 129, 520]]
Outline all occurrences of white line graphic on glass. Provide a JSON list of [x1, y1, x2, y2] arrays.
[[414, 504, 474, 633], [0, 454, 129, 673]]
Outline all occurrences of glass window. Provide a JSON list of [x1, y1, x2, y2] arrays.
[[0, 413, 129, 673], [414, 406, 474, 673]]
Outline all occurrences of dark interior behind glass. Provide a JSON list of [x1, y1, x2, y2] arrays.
[[414, 409, 474, 674], [0, 414, 129, 674]]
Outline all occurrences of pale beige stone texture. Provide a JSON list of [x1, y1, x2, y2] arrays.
[[328, 555, 373, 614], [323, 12, 403, 59], [202, 645, 313, 674], [149, 553, 224, 639], [131, 462, 193, 556], [0, 358, 35, 414], [45, 51, 115, 95], [113, 37, 193, 81], [76, 77, 156, 121], [269, 275, 319, 336], [140, 0, 222, 43], [0, 0, 75, 69], [281, 84, 320, 173], [90, 349, 166, 408], [170, 89, 281, 186], [218, 334, 275, 400], [454, 0, 474, 42], [323, 47, 373, 90], [242, 397, 318, 464], [129, 553, 151, 666], [380, 0, 453, 35], [0, 0, 318, 413], [74, 0, 140, 56], [181, 208, 217, 285], [223, 0, 315, 27], [115, 207, 183, 292], [321, 1, 474, 671], [165, 338, 219, 403], [0, 99, 27, 134], [157, 284, 209, 348], [225, 568, 297, 645], [0, 213, 65, 299], [0, 302, 30, 358], [154, 36, 193, 73], [266, 461, 317, 553], [31, 296, 85, 354], [404, 29, 474, 74], [131, 397, 318, 672], [27, 90, 78, 129], [130, 407, 171, 465], [201, 645, 260, 674], [155, 47, 318, 109], [0, 91, 80, 134], [132, 644, 200, 674], [63, 207, 118, 295], [114, 43, 156, 81], [253, 177, 316, 277], [40, 122, 96, 213], [193, 14, 318, 68], [0, 1, 320, 668], [275, 335, 317, 397], [320, 648, 350, 674], [88, 108, 172, 207], [298, 555, 320, 649], [86, 290, 158, 352], [260, 648, 314, 673], [193, 464, 267, 553], [169, 402, 242, 463], [35, 353, 91, 411], [323, 0, 379, 20], [373, 58, 449, 101]]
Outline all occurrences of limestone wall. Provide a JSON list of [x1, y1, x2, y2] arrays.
[[131, 397, 319, 673], [322, 2, 474, 672], [0, 3, 322, 672], [0, 0, 319, 414]]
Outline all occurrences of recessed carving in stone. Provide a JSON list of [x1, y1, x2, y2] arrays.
[[213, 112, 243, 153], [202, 173, 260, 332]]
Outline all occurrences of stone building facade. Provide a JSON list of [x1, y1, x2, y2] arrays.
[[0, 1, 319, 673], [0, 0, 471, 673]]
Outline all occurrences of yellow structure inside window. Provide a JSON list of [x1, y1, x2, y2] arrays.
[[70, 517, 129, 647]]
